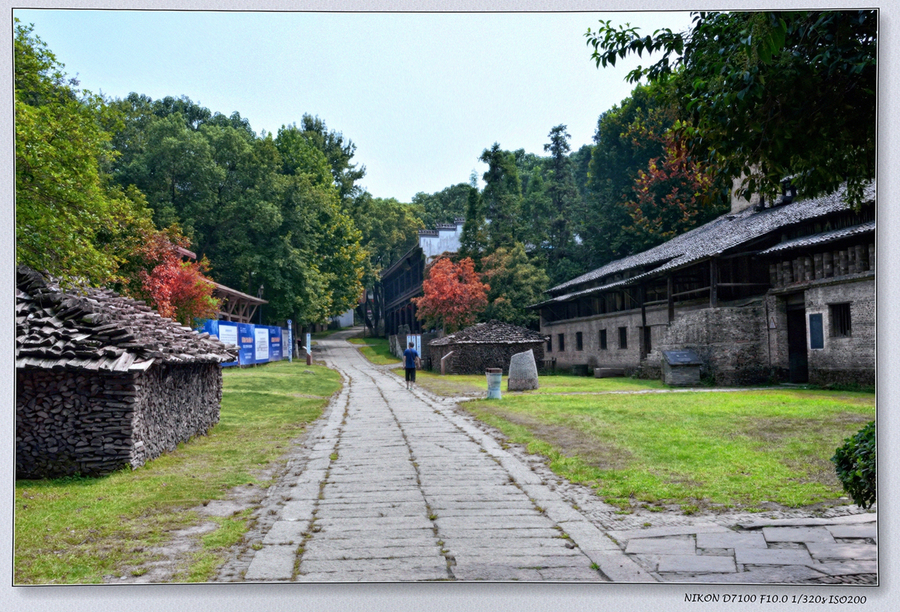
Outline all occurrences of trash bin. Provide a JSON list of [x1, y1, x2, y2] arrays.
[[486, 367, 502, 400]]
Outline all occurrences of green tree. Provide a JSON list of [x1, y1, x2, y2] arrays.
[[479, 243, 549, 329], [542, 125, 584, 284], [479, 143, 522, 250], [580, 85, 670, 268], [15, 20, 154, 286], [586, 10, 876, 206], [412, 182, 470, 228], [458, 179, 487, 262]]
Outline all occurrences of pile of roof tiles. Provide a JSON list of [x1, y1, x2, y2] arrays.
[[15, 266, 238, 478], [430, 320, 548, 346], [16, 265, 237, 372]]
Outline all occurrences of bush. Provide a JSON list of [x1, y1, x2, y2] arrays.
[[831, 420, 876, 509]]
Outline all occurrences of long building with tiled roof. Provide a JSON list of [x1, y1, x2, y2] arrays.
[[533, 182, 875, 386]]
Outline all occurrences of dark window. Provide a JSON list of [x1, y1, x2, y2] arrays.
[[618, 327, 628, 349], [643, 326, 652, 354], [831, 303, 851, 337], [546, 336, 552, 352], [576, 331, 584, 351], [599, 329, 608, 350], [558, 333, 565, 352]]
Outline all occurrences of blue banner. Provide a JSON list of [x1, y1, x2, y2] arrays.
[[200, 320, 291, 367]]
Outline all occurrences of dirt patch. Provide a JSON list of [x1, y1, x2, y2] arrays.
[[736, 412, 872, 445], [473, 404, 632, 471]]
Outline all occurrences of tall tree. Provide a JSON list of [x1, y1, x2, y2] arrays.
[[586, 10, 876, 206], [479, 143, 522, 250], [458, 179, 487, 262], [412, 182, 470, 228], [542, 125, 584, 284], [580, 84, 670, 269]]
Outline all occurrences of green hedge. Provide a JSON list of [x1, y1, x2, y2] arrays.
[[831, 420, 876, 509]]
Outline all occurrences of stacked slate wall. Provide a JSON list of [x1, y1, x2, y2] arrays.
[[130, 363, 223, 467], [17, 369, 137, 478], [16, 363, 222, 479], [428, 342, 546, 375]]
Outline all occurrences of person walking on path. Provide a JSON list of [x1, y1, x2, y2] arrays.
[[403, 342, 419, 390]]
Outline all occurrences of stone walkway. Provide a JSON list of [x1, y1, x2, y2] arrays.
[[217, 330, 877, 584]]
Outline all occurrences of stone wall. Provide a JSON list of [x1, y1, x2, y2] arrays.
[[428, 341, 545, 375], [542, 304, 670, 375], [804, 277, 875, 386], [16, 363, 222, 479], [653, 302, 769, 386]]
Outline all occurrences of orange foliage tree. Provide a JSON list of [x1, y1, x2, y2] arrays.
[[412, 257, 488, 333]]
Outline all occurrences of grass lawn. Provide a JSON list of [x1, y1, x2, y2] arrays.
[[460, 385, 874, 513], [14, 360, 341, 585], [346, 336, 401, 365]]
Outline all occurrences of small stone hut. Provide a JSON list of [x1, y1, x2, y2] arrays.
[[16, 266, 238, 479], [427, 320, 547, 375]]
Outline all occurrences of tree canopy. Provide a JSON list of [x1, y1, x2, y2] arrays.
[[586, 10, 876, 206]]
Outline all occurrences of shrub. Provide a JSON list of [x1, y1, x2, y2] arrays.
[[831, 420, 876, 509]]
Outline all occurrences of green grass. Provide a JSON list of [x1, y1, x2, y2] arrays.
[[347, 336, 401, 365], [14, 360, 341, 585], [414, 371, 668, 397], [457, 385, 874, 512]]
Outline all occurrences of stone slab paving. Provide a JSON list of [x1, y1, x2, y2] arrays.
[[218, 329, 879, 585]]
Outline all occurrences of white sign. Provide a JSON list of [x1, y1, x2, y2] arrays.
[[218, 323, 238, 346], [407, 334, 422, 357], [255, 328, 269, 361]]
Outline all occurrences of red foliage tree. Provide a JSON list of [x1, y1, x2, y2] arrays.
[[129, 228, 221, 327], [625, 133, 717, 252], [412, 257, 489, 332]]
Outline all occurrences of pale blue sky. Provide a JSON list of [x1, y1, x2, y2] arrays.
[[14, 9, 693, 202]]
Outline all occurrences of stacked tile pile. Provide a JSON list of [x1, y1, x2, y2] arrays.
[[16, 266, 238, 478], [428, 320, 547, 375]]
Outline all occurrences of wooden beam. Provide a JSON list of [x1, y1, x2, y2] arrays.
[[710, 258, 718, 307]]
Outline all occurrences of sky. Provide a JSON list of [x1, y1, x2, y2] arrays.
[[13, 8, 694, 203]]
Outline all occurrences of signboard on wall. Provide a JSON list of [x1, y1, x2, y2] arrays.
[[255, 327, 270, 361], [809, 313, 824, 350]]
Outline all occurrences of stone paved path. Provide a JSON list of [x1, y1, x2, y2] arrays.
[[217, 329, 877, 584]]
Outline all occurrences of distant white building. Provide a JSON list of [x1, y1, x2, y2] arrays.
[[331, 309, 355, 328], [417, 218, 465, 262]]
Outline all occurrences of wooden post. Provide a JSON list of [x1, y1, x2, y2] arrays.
[[709, 258, 718, 307], [667, 275, 675, 323], [640, 284, 647, 360]]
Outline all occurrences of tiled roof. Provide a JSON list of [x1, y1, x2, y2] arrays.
[[430, 320, 547, 346], [758, 221, 875, 255], [16, 266, 238, 372], [547, 182, 876, 299]]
